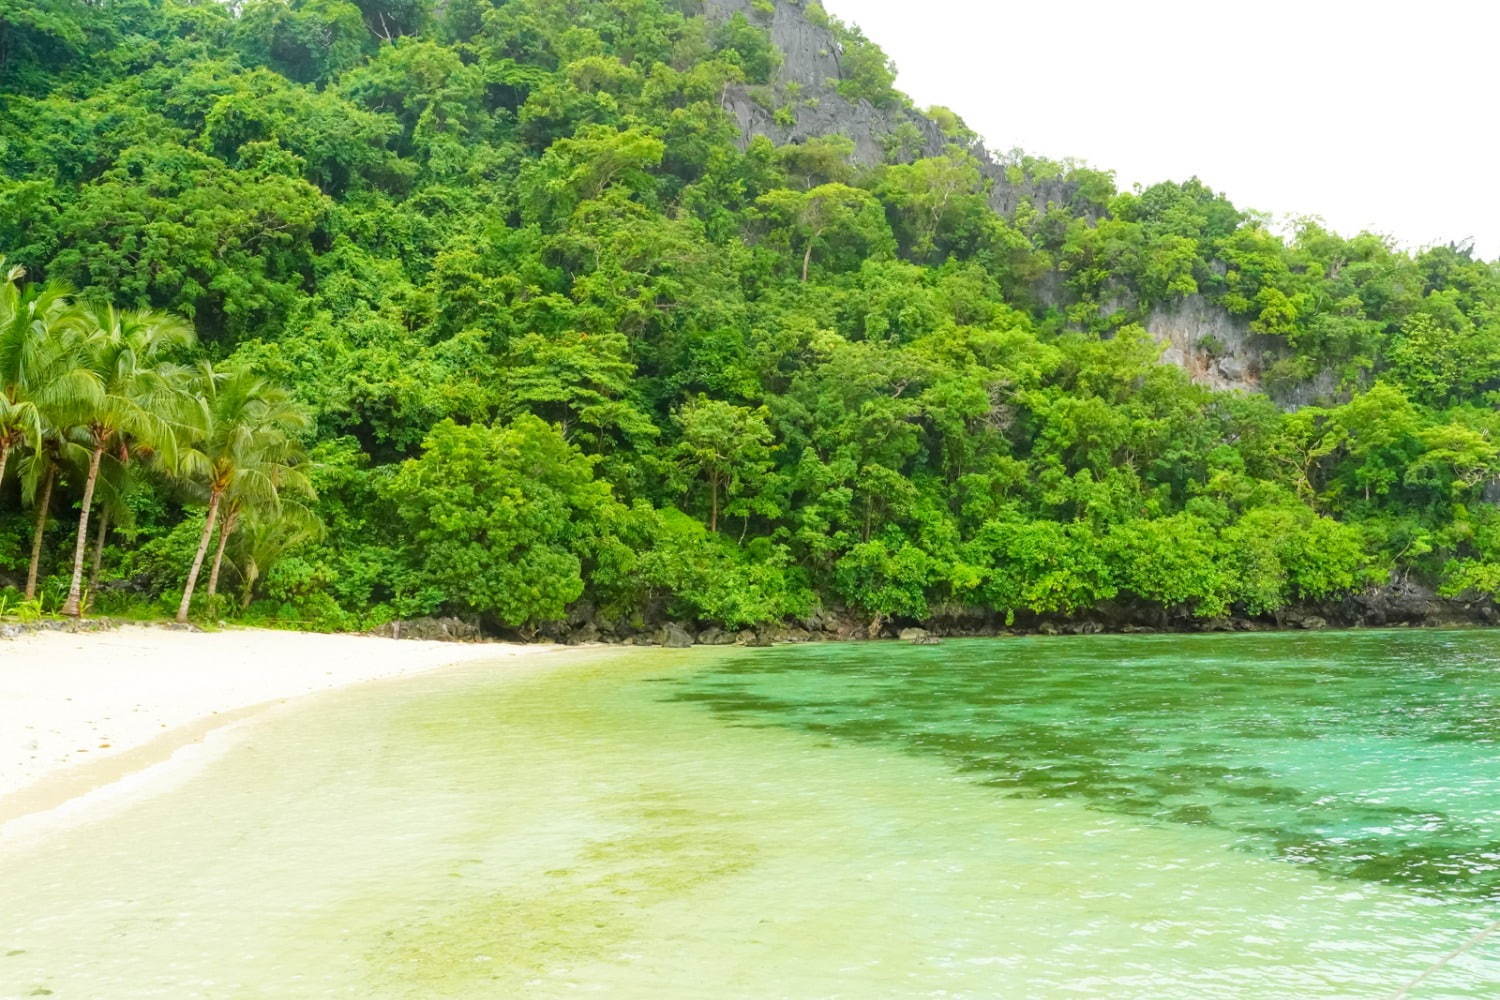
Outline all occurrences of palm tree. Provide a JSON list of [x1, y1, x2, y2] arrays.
[[21, 391, 115, 603], [228, 504, 323, 611], [59, 304, 195, 617], [205, 460, 316, 602], [1, 264, 98, 603], [18, 437, 76, 601], [0, 261, 82, 492], [86, 442, 137, 594], [174, 364, 311, 623], [23, 458, 55, 601]]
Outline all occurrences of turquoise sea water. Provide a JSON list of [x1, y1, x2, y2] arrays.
[[671, 631, 1500, 902], [3, 632, 1499, 998]]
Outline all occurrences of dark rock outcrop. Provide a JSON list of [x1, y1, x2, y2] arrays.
[[372, 617, 481, 642], [1333, 580, 1498, 628], [564, 623, 601, 645], [696, 626, 737, 645], [658, 623, 695, 647]]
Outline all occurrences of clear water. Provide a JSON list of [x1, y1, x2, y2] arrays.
[[672, 631, 1500, 902], [3, 633, 1499, 998]]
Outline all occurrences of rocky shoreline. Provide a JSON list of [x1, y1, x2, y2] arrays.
[[374, 579, 1500, 648], [0, 617, 127, 640], [7, 581, 1490, 648]]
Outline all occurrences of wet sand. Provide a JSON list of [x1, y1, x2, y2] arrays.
[[0, 626, 560, 831]]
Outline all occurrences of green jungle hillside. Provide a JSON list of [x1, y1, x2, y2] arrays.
[[3, 0, 1500, 638]]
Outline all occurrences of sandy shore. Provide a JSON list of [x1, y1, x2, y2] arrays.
[[0, 626, 555, 822]]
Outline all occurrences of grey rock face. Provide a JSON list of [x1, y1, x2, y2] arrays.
[[698, 0, 1093, 221], [660, 623, 695, 647], [374, 617, 480, 642], [705, 0, 946, 166], [702, 0, 842, 85], [564, 623, 601, 645], [1346, 580, 1474, 627], [1145, 294, 1269, 394], [696, 626, 737, 645], [1143, 294, 1345, 408]]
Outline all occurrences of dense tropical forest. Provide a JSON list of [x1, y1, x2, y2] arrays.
[[3, 0, 1500, 637]]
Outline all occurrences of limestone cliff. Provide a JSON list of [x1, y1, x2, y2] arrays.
[[698, 0, 1097, 221], [701, 0, 945, 164], [1138, 296, 1334, 405], [698, 0, 1332, 405]]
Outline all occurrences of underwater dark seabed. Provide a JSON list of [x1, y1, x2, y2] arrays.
[[670, 631, 1500, 902], [2, 635, 1499, 998]]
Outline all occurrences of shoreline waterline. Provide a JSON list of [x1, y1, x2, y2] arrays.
[[0, 627, 584, 838], [5, 623, 1497, 839]]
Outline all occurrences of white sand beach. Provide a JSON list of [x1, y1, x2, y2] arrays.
[[0, 626, 556, 825]]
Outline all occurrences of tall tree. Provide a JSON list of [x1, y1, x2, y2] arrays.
[[0, 261, 78, 491], [18, 409, 88, 602], [59, 305, 194, 617], [21, 451, 55, 602], [85, 442, 136, 595], [174, 364, 312, 623], [386, 416, 618, 630], [500, 330, 656, 448], [673, 396, 776, 534], [756, 183, 889, 282]]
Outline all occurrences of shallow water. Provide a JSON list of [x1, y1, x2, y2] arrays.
[[3, 633, 1500, 998]]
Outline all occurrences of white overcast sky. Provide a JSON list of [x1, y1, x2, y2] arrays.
[[822, 0, 1498, 259]]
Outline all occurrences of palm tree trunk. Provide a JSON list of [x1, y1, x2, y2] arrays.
[[89, 508, 110, 593], [61, 445, 104, 617], [207, 511, 236, 598], [176, 492, 221, 624], [0, 443, 9, 493], [25, 465, 54, 601]]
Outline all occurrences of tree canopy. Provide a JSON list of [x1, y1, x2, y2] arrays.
[[4, 0, 1500, 635]]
